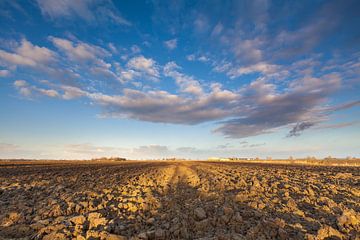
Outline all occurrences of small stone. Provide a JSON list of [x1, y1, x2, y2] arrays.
[[154, 229, 165, 240], [316, 225, 343, 240], [287, 198, 297, 210], [146, 217, 155, 225], [70, 215, 86, 225], [105, 234, 127, 240], [194, 207, 207, 221], [137, 232, 148, 239]]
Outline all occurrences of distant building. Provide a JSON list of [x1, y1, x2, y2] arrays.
[[208, 157, 253, 161]]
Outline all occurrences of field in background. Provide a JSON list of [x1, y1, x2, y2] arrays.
[[0, 160, 359, 239]]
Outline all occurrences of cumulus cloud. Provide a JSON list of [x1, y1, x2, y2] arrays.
[[37, 88, 59, 98], [49, 36, 121, 81], [214, 74, 342, 138], [164, 38, 177, 50], [36, 0, 131, 25], [236, 39, 263, 62], [186, 54, 210, 63], [50, 37, 109, 62], [15, 59, 349, 140], [227, 62, 280, 78], [14, 80, 32, 97], [186, 54, 196, 61], [125, 55, 160, 80], [0, 69, 10, 77], [0, 39, 56, 67], [88, 87, 237, 124], [61, 86, 87, 99], [5, 34, 354, 141], [164, 61, 204, 96], [14, 80, 59, 98]]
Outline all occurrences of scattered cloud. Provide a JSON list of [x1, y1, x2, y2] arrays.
[[164, 38, 177, 50], [0, 38, 56, 67], [131, 45, 141, 54], [186, 54, 195, 61], [61, 85, 87, 100], [88, 87, 236, 124], [227, 62, 280, 78], [186, 54, 210, 63], [164, 61, 203, 96], [315, 121, 359, 130], [0, 69, 10, 77], [14, 80, 32, 97], [49, 36, 109, 62], [211, 22, 223, 37], [126, 55, 160, 80], [214, 74, 342, 138], [326, 100, 360, 112], [36, 0, 131, 25], [14, 80, 59, 98]]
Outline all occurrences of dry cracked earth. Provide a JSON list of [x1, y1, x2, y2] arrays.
[[0, 161, 359, 240]]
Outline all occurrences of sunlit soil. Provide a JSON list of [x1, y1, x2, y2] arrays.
[[0, 160, 359, 240]]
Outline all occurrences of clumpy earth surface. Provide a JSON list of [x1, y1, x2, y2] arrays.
[[0, 160, 359, 240]]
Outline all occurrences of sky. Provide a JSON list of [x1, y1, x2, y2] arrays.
[[0, 0, 359, 160]]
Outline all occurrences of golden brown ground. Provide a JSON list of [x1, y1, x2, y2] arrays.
[[0, 160, 359, 240]]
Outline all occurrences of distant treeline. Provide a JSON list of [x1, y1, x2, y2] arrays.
[[91, 157, 126, 161]]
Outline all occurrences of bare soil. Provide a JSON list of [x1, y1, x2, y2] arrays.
[[0, 161, 359, 240]]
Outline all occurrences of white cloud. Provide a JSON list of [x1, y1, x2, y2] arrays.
[[198, 56, 209, 62], [14, 80, 27, 87], [37, 88, 59, 97], [164, 61, 203, 96], [36, 0, 131, 25], [0, 39, 56, 67], [164, 38, 177, 50], [14, 80, 32, 97], [214, 74, 343, 138], [49, 37, 121, 81], [61, 85, 87, 100], [14, 80, 60, 98], [232, 38, 263, 63], [108, 43, 117, 54], [185, 54, 209, 63], [213, 61, 232, 73], [126, 55, 160, 80], [186, 54, 196, 61], [86, 86, 236, 124], [227, 62, 280, 78], [131, 45, 141, 54], [16, 39, 55, 63], [0, 69, 10, 77], [211, 22, 223, 36], [50, 36, 109, 62]]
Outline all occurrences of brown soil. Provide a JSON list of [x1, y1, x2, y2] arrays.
[[0, 161, 359, 239]]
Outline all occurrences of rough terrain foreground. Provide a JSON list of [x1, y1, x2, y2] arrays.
[[0, 161, 359, 240]]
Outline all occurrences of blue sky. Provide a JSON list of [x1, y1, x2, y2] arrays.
[[0, 0, 359, 159]]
